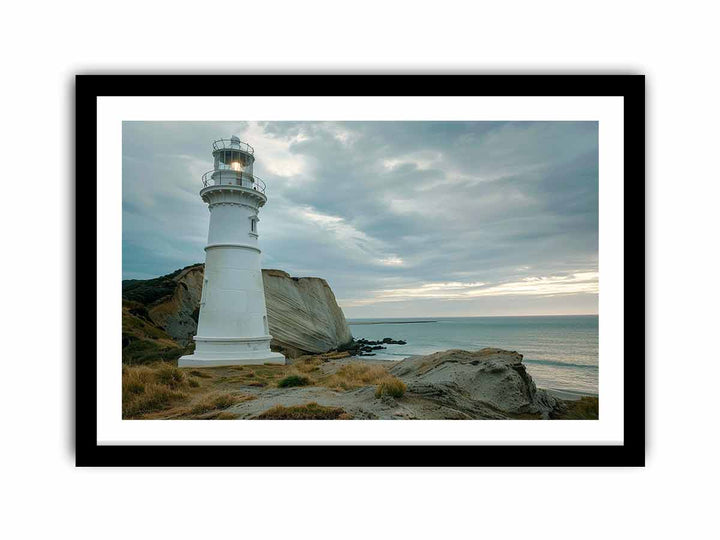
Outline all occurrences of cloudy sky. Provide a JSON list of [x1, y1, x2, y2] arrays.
[[122, 121, 598, 318]]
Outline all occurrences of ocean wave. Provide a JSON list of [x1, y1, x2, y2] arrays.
[[523, 358, 597, 370]]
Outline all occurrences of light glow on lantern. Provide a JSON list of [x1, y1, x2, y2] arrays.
[[230, 161, 242, 171]]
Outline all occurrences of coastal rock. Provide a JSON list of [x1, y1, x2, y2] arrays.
[[390, 348, 558, 418], [121, 264, 353, 356]]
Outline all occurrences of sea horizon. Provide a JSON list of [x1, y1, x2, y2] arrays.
[[347, 314, 598, 321], [345, 315, 599, 395]]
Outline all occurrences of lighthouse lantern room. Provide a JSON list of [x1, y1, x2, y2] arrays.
[[179, 137, 285, 367]]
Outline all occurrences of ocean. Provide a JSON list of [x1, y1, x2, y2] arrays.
[[346, 315, 598, 395]]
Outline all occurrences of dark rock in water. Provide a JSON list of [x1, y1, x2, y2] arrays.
[[380, 337, 406, 345], [339, 336, 406, 356]]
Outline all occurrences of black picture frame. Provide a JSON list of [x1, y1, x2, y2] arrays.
[[77, 75, 645, 467]]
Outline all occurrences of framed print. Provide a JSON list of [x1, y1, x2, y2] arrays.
[[77, 75, 645, 466]]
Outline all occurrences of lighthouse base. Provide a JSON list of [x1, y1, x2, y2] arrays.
[[178, 335, 286, 367]]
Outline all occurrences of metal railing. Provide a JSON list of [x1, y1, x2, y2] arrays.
[[201, 170, 266, 194], [211, 138, 254, 155]]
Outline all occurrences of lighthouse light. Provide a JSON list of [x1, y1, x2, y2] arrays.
[[230, 161, 242, 171]]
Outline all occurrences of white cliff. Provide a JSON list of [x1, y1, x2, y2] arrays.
[[122, 265, 353, 357], [262, 269, 353, 357]]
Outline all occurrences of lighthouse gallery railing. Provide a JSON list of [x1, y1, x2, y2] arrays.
[[201, 170, 266, 194], [211, 138, 255, 155]]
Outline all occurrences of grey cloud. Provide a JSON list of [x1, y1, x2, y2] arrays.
[[122, 121, 598, 316]]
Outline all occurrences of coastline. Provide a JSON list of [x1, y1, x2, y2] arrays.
[[346, 354, 597, 401], [345, 315, 599, 396], [123, 348, 599, 420], [348, 320, 437, 325], [545, 388, 598, 401]]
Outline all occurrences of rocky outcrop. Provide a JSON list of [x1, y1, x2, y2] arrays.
[[145, 266, 204, 345], [390, 348, 558, 418], [262, 269, 353, 357], [221, 349, 561, 420], [121, 264, 353, 356]]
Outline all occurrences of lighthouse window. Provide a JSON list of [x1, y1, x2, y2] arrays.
[[250, 219, 256, 232]]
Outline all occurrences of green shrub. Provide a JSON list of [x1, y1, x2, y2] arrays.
[[277, 375, 311, 388]]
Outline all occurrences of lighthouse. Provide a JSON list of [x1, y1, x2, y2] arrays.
[[179, 137, 285, 367]]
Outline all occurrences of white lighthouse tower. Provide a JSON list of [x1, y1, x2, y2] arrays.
[[179, 137, 285, 367]]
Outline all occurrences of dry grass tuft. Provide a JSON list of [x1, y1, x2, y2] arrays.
[[293, 356, 324, 373], [374, 376, 407, 399], [154, 364, 187, 388], [323, 363, 391, 391], [122, 363, 191, 418], [189, 392, 254, 415], [256, 402, 347, 420], [123, 363, 264, 419], [211, 364, 291, 388]]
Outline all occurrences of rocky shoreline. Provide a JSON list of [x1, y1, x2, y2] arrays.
[[123, 347, 598, 420], [231, 348, 561, 419], [121, 268, 597, 421]]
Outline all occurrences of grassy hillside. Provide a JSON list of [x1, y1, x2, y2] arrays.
[[122, 263, 202, 305], [121, 264, 202, 364], [122, 299, 193, 364]]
